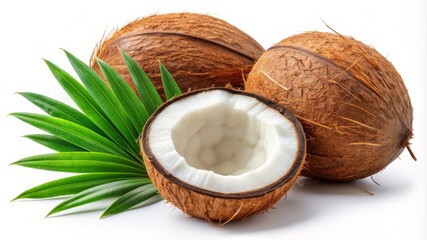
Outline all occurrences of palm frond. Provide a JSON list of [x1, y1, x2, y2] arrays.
[[12, 50, 182, 218]]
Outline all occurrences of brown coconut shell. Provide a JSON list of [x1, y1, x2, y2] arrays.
[[245, 31, 414, 182], [141, 88, 306, 222], [91, 13, 264, 98]]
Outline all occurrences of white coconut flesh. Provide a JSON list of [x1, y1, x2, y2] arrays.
[[148, 90, 299, 193]]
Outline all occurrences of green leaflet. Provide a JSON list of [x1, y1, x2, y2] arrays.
[[14, 173, 144, 200], [159, 61, 182, 100], [96, 58, 149, 134], [121, 50, 163, 114], [101, 184, 159, 218], [63, 50, 139, 155], [44, 60, 140, 160], [12, 152, 145, 174], [18, 92, 104, 136], [47, 179, 149, 217], [11, 113, 133, 159], [24, 134, 85, 152], [12, 50, 185, 218]]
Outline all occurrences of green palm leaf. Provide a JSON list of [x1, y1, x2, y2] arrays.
[[159, 62, 182, 100], [11, 113, 132, 159], [12, 50, 183, 218], [47, 179, 149, 217], [96, 58, 149, 133], [64, 50, 139, 154], [18, 92, 103, 136], [12, 152, 146, 174], [45, 60, 139, 160], [24, 134, 85, 152], [121, 50, 163, 114], [101, 184, 159, 218], [14, 173, 144, 200]]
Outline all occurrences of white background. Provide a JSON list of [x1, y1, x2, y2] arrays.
[[0, 0, 426, 239]]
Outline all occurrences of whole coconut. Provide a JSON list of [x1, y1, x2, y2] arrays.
[[245, 31, 414, 181], [91, 13, 264, 97]]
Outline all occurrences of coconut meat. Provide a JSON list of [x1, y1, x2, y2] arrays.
[[148, 90, 299, 193]]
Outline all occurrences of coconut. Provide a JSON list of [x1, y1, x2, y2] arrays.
[[91, 13, 264, 98], [140, 88, 306, 222], [245, 31, 414, 181]]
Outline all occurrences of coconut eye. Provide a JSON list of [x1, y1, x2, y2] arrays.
[[141, 88, 306, 222]]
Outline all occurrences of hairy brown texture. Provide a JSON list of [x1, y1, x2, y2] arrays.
[[141, 88, 306, 222], [91, 13, 264, 98], [246, 32, 413, 181]]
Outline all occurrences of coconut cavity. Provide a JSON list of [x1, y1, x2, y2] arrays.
[[142, 88, 306, 221], [147, 89, 299, 193], [171, 104, 265, 176]]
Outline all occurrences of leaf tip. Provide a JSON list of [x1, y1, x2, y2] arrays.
[[9, 161, 18, 166], [45, 209, 56, 218], [119, 50, 133, 63], [117, 45, 124, 54], [10, 196, 20, 202], [42, 58, 54, 67], [95, 57, 106, 67], [61, 49, 73, 59], [99, 212, 109, 219], [118, 47, 124, 53], [59, 48, 68, 53], [158, 60, 164, 67], [7, 112, 18, 118]]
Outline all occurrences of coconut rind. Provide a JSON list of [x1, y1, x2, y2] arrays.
[[246, 32, 413, 181], [142, 149, 303, 222], [141, 88, 306, 222]]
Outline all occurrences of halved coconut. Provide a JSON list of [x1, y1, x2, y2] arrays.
[[141, 88, 306, 222]]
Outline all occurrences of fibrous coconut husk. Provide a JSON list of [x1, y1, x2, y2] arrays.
[[91, 13, 264, 98], [246, 31, 414, 181]]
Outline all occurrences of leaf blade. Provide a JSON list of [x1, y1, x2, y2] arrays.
[[18, 92, 103, 135], [63, 51, 139, 155], [14, 173, 144, 200], [11, 113, 133, 159], [24, 134, 85, 152], [96, 58, 149, 133], [47, 179, 149, 217], [159, 62, 182, 100], [101, 184, 159, 218], [12, 152, 146, 174], [44, 59, 139, 160], [121, 50, 163, 114]]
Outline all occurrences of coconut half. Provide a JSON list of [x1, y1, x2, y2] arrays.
[[141, 88, 305, 222]]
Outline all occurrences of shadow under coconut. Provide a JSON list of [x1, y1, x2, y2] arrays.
[[220, 174, 412, 233], [219, 187, 314, 232], [295, 173, 412, 196]]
